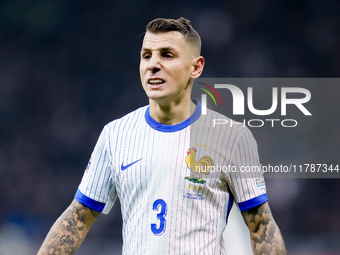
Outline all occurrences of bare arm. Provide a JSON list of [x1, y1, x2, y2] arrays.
[[38, 199, 100, 255], [241, 201, 287, 255]]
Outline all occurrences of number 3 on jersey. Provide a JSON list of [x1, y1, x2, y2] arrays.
[[151, 199, 167, 236]]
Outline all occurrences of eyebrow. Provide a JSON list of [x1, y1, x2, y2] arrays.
[[141, 47, 176, 53]]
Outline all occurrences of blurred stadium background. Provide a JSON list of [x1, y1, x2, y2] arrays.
[[0, 0, 339, 254]]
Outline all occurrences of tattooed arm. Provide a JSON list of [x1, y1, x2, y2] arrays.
[[241, 202, 287, 255], [38, 199, 100, 255]]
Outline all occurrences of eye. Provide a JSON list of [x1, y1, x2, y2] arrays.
[[142, 53, 151, 60], [163, 52, 173, 59]]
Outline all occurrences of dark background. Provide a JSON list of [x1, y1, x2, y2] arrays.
[[0, 0, 339, 254]]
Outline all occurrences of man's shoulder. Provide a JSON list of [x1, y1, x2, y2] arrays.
[[197, 107, 253, 137], [205, 108, 232, 120]]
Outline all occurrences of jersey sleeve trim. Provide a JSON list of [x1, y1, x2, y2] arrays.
[[75, 189, 105, 212], [237, 193, 268, 212]]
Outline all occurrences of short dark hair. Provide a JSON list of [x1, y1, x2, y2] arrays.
[[146, 17, 201, 55]]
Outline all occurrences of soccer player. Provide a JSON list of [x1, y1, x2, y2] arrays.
[[38, 17, 287, 254]]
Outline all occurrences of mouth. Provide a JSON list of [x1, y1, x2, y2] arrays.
[[147, 78, 165, 87]]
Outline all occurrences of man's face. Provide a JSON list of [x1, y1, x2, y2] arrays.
[[140, 31, 200, 104]]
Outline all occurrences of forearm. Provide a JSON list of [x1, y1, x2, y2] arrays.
[[249, 217, 286, 255], [242, 202, 287, 255], [38, 199, 99, 255]]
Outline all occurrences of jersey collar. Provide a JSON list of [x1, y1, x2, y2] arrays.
[[145, 99, 201, 132]]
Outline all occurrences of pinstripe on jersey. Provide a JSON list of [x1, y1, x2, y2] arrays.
[[75, 100, 267, 255]]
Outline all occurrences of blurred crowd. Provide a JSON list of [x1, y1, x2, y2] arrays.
[[0, 0, 339, 254]]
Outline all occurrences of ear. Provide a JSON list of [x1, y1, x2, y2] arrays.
[[191, 56, 205, 79]]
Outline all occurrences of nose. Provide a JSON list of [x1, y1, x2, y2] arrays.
[[148, 55, 161, 73]]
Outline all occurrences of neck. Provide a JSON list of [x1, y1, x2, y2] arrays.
[[149, 98, 196, 125]]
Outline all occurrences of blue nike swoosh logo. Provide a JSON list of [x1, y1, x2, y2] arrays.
[[121, 158, 143, 171]]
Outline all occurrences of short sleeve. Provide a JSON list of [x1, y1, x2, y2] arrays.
[[75, 125, 117, 214], [227, 127, 267, 212]]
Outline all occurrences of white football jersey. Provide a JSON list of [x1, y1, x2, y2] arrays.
[[76, 100, 267, 255]]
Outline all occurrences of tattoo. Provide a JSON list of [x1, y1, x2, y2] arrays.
[[58, 235, 75, 253], [38, 199, 100, 255], [242, 202, 287, 255]]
